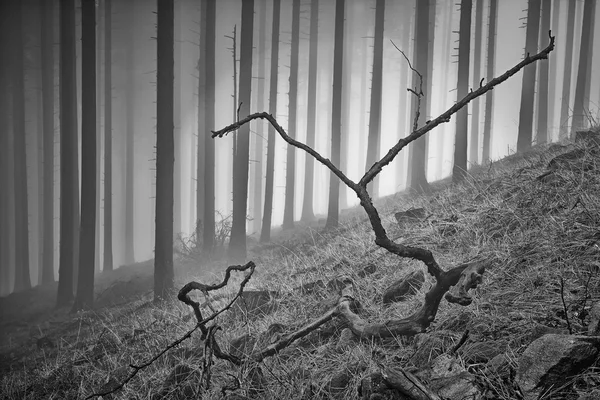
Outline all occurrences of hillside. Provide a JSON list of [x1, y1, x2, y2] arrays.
[[2, 133, 600, 399]]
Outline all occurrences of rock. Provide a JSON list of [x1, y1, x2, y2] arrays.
[[483, 353, 513, 380], [458, 340, 507, 364], [516, 334, 600, 400], [394, 207, 426, 225], [411, 331, 458, 368], [588, 302, 600, 336], [428, 354, 482, 400], [234, 290, 278, 317], [382, 270, 424, 305]]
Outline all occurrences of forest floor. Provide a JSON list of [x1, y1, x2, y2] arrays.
[[2, 133, 600, 399]]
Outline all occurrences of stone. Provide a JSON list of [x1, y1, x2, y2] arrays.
[[382, 270, 424, 305]]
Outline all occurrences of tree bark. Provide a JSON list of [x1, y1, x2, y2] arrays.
[[452, 0, 472, 183], [482, 0, 497, 163], [229, 0, 254, 262], [571, 0, 596, 133], [408, 0, 431, 192], [301, 0, 319, 222], [558, 0, 576, 139], [73, 0, 96, 311], [57, 0, 77, 306], [516, 0, 541, 152], [536, 0, 551, 144], [325, 0, 345, 229], [282, 0, 300, 230], [196, 0, 207, 241], [103, 0, 113, 271], [365, 0, 385, 197], [469, 0, 483, 164], [251, 0, 267, 233], [260, 0, 281, 243], [41, 0, 56, 283], [154, 0, 175, 301], [202, 0, 216, 253], [124, 0, 135, 265]]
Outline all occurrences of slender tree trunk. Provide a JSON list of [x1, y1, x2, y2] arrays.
[[282, 0, 300, 229], [155, 0, 175, 301], [260, 0, 281, 243], [251, 0, 267, 233], [516, 0, 541, 152], [558, 0, 576, 139], [452, 0, 472, 183], [173, 0, 182, 239], [536, 0, 551, 144], [41, 0, 55, 283], [436, 0, 452, 178], [57, 0, 77, 306], [95, 0, 103, 273], [482, 0, 497, 163], [571, 0, 596, 133], [11, 0, 31, 292], [325, 0, 345, 228], [196, 0, 207, 241], [124, 0, 135, 265], [469, 0, 483, 164], [365, 0, 385, 197], [73, 0, 96, 311], [398, 1, 413, 186], [547, 0, 560, 139], [229, 0, 254, 262], [202, 0, 216, 253], [301, 0, 319, 222], [103, 0, 113, 271], [408, 0, 431, 191]]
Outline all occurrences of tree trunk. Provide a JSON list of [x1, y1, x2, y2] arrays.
[[196, 0, 207, 241], [202, 0, 216, 253], [301, 0, 319, 223], [260, 0, 281, 243], [452, 0, 472, 183], [57, 0, 77, 306], [536, 0, 551, 144], [516, 0, 541, 152], [73, 0, 96, 311], [0, 0, 13, 294], [282, 0, 300, 229], [154, 0, 175, 301], [558, 0, 576, 139], [41, 0, 55, 284], [547, 0, 560, 140], [251, 0, 267, 233], [11, 0, 31, 292], [571, 0, 596, 133], [365, 0, 385, 197], [95, 0, 103, 273], [408, 0, 431, 191], [469, 0, 483, 164], [397, 1, 413, 187], [124, 0, 135, 265], [173, 0, 182, 239], [482, 0, 497, 163], [325, 0, 345, 229], [229, 0, 254, 262], [103, 0, 113, 271]]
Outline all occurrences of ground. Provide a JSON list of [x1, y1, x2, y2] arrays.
[[1, 137, 600, 399]]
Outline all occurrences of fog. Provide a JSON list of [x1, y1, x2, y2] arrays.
[[1, 0, 599, 295]]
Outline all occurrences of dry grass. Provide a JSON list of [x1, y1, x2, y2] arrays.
[[2, 137, 600, 399]]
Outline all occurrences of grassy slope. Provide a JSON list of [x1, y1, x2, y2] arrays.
[[1, 138, 600, 399]]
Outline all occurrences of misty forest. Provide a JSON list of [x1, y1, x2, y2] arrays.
[[2, 0, 600, 398]]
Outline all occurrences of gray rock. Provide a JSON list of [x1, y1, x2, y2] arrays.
[[516, 334, 600, 400], [383, 270, 425, 305]]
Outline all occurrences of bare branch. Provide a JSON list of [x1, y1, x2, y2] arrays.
[[360, 34, 555, 187], [213, 113, 360, 192]]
